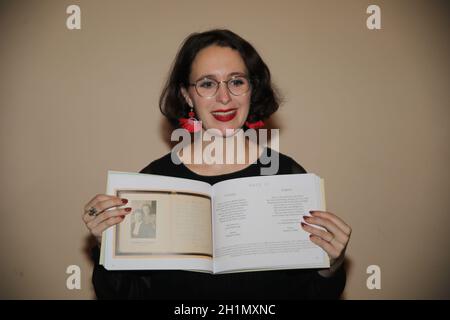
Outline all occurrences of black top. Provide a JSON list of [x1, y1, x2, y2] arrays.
[[91, 148, 346, 300]]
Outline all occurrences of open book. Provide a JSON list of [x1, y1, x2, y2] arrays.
[[100, 171, 329, 273]]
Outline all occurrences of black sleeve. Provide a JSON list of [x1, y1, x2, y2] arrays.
[[290, 159, 307, 174], [91, 247, 149, 299], [306, 264, 347, 299]]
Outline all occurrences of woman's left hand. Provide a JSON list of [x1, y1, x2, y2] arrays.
[[301, 210, 351, 277]]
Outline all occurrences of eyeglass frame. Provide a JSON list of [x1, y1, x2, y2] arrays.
[[188, 75, 253, 98]]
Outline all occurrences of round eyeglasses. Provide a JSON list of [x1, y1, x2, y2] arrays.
[[189, 75, 251, 98]]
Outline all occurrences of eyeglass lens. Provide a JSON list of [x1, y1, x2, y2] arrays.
[[196, 77, 250, 97]]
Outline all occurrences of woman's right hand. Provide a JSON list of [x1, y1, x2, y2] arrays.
[[83, 194, 132, 244]]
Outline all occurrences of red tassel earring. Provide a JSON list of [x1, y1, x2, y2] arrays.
[[179, 106, 202, 133], [245, 119, 265, 129]]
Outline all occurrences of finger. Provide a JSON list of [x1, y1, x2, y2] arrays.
[[303, 215, 349, 245], [83, 194, 117, 214], [309, 234, 340, 260], [302, 223, 349, 252], [310, 211, 352, 236], [301, 222, 347, 252], [91, 216, 125, 238], [83, 196, 128, 220], [301, 222, 333, 242], [87, 207, 132, 230], [83, 194, 126, 216]]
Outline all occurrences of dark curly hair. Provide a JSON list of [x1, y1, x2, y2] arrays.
[[159, 29, 281, 129]]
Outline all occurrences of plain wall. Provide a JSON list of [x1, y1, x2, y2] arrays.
[[0, 0, 449, 299]]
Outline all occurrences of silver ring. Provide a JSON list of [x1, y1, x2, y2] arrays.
[[87, 206, 98, 217]]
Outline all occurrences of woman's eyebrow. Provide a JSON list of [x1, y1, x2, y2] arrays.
[[194, 72, 246, 82]]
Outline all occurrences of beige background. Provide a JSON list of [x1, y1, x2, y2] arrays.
[[0, 0, 449, 299]]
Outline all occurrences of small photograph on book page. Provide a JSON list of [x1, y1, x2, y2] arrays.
[[130, 200, 157, 240]]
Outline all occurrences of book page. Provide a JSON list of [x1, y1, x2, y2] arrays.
[[211, 173, 329, 273], [103, 171, 213, 271], [114, 191, 212, 257]]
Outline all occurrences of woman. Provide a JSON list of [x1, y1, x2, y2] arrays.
[[83, 29, 351, 299]]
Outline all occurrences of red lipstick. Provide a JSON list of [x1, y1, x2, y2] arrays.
[[211, 108, 237, 122]]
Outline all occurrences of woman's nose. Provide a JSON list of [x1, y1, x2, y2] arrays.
[[216, 82, 232, 104]]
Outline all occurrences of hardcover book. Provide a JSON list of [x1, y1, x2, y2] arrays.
[[100, 171, 329, 273]]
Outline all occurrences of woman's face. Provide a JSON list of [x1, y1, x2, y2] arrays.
[[181, 45, 251, 136], [142, 205, 150, 215], [134, 211, 143, 222], [143, 212, 156, 225]]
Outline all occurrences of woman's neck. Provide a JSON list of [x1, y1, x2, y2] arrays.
[[178, 130, 263, 176]]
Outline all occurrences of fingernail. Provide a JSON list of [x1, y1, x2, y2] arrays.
[[309, 210, 315, 214], [125, 207, 132, 212], [301, 222, 307, 227], [122, 199, 128, 204], [303, 215, 310, 220], [120, 215, 125, 219]]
